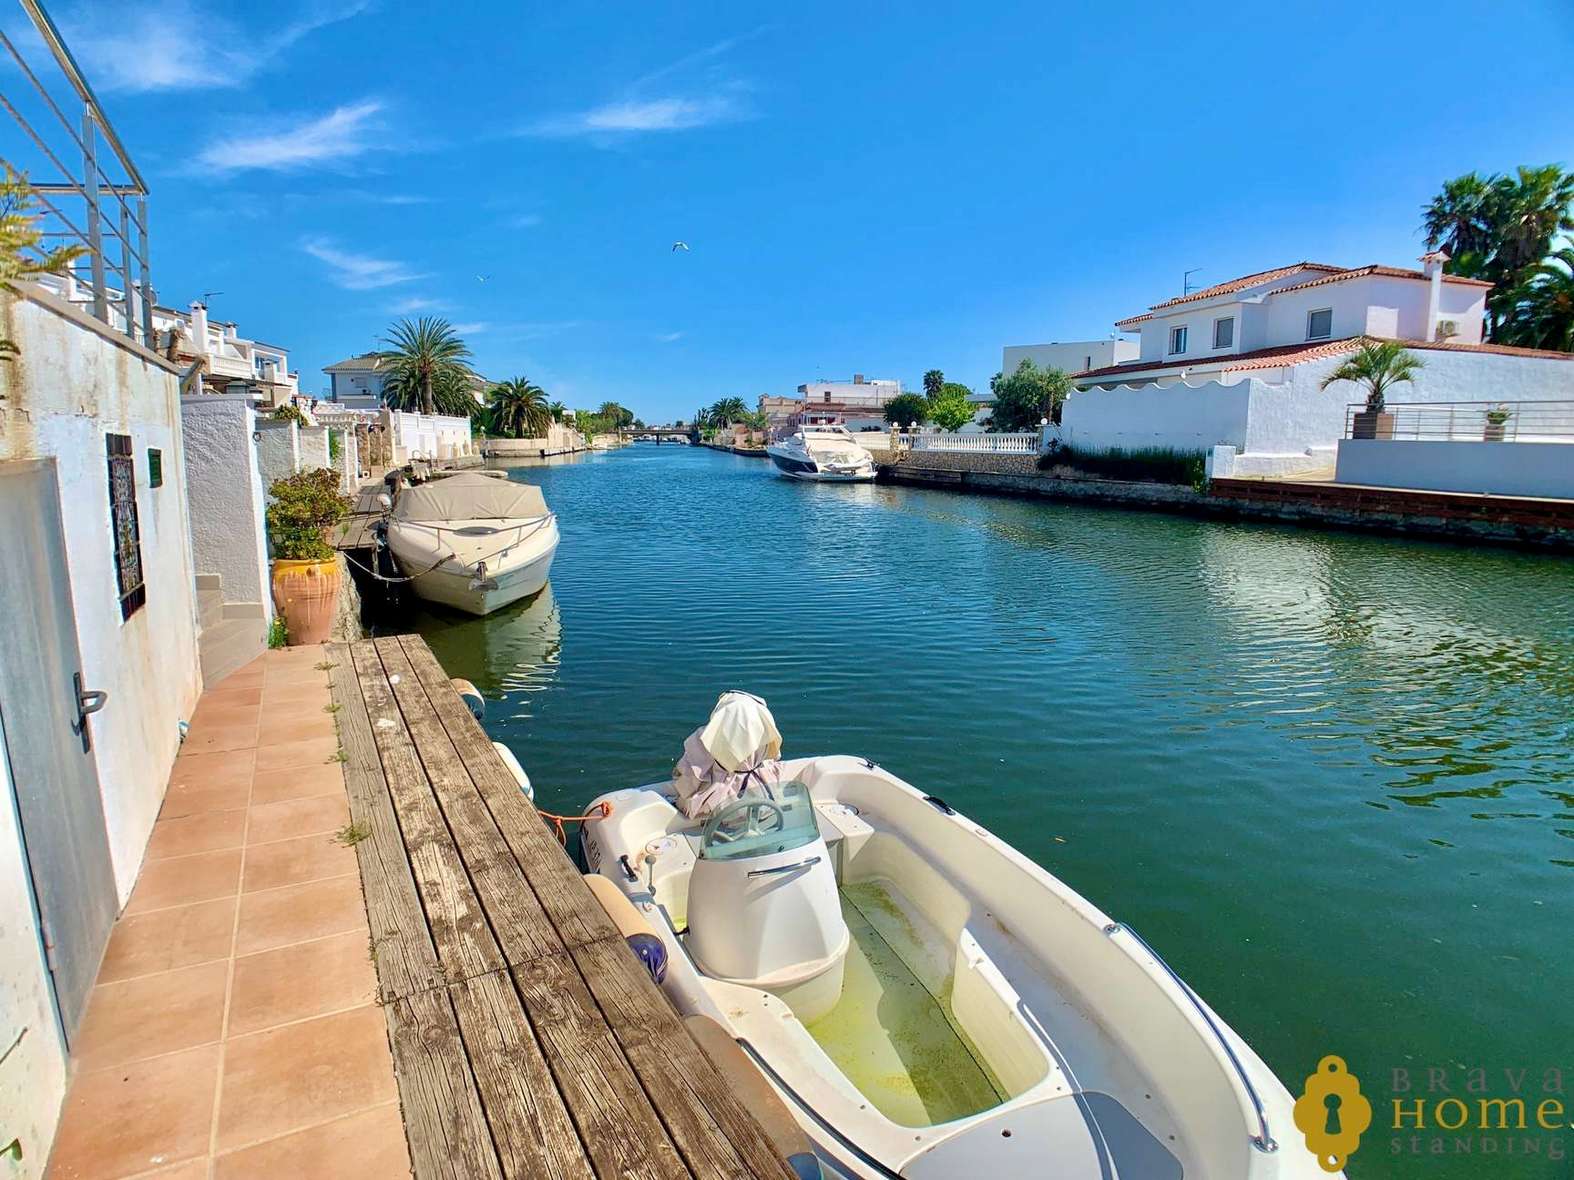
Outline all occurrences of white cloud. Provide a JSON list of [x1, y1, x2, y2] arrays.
[[452, 322, 490, 335], [302, 237, 421, 290], [390, 296, 444, 313], [654, 331, 684, 343], [61, 0, 371, 94], [197, 101, 384, 173], [526, 94, 745, 139]]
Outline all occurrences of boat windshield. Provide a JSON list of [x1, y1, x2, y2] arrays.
[[698, 780, 819, 862]]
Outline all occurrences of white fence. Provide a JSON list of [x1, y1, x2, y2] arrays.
[[390, 410, 475, 463], [909, 432, 1039, 454]]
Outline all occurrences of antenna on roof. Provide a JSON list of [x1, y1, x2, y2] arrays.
[[1182, 268, 1203, 295]]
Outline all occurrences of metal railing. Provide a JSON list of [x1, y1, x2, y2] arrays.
[[0, 0, 154, 346], [1344, 400, 1574, 443]]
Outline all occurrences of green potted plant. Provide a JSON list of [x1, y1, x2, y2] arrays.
[[265, 469, 351, 645], [1321, 340, 1423, 440], [1483, 404, 1512, 442]]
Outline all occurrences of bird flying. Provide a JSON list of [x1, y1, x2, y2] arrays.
[[671, 242, 690, 252]]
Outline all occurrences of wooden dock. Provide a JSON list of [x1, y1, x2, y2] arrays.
[[326, 635, 796, 1179]]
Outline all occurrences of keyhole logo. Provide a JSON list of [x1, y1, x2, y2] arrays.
[[1294, 1055, 1372, 1172]]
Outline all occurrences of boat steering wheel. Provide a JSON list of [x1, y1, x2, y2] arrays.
[[706, 797, 787, 844]]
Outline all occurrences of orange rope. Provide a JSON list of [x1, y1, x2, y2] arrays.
[[537, 801, 611, 845]]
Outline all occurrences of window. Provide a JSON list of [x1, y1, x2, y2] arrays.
[[1169, 325, 1188, 354], [1213, 317, 1234, 349], [147, 448, 163, 489], [106, 434, 146, 619], [1306, 308, 1333, 340]]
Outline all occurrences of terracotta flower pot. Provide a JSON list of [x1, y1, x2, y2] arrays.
[[270, 558, 341, 646]]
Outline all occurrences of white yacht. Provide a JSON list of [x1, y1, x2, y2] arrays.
[[765, 426, 876, 482], [582, 694, 1330, 1180], [383, 472, 559, 615]]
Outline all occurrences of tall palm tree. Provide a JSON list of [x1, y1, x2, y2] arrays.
[[709, 397, 748, 425], [1320, 340, 1424, 413], [1502, 247, 1574, 352], [1495, 165, 1574, 278], [380, 317, 473, 415], [597, 401, 633, 429], [488, 377, 553, 439], [1421, 172, 1497, 277], [547, 400, 567, 423]]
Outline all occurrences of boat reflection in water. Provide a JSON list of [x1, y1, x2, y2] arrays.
[[411, 581, 563, 703]]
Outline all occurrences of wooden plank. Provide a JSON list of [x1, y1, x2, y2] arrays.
[[325, 643, 443, 1002], [572, 938, 799, 1180], [374, 636, 566, 967], [397, 635, 622, 950], [386, 986, 505, 1180], [351, 639, 505, 985], [512, 953, 690, 1180], [450, 971, 596, 1180]]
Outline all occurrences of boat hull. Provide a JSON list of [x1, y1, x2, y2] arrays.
[[766, 446, 876, 482], [388, 518, 559, 616]]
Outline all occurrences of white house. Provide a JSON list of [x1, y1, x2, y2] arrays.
[[1057, 256, 1574, 475], [792, 374, 902, 431], [967, 340, 1139, 429], [323, 352, 392, 408]]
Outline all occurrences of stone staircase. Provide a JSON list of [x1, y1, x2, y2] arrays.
[[196, 574, 271, 687]]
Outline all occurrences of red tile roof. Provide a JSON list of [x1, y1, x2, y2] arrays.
[[1074, 336, 1574, 382], [1113, 261, 1493, 328]]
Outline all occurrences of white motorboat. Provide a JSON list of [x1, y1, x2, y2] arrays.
[[383, 472, 559, 615], [582, 694, 1330, 1180], [766, 426, 876, 482]]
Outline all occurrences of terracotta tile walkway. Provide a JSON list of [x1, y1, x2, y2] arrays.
[[46, 646, 411, 1180]]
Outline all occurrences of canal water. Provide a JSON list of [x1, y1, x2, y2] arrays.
[[411, 444, 1573, 1178]]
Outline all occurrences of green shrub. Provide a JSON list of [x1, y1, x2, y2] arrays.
[[1039, 443, 1206, 486], [266, 469, 351, 560], [267, 616, 288, 648], [272, 403, 307, 426], [883, 392, 929, 427]]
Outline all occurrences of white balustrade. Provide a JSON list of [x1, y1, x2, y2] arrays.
[[909, 432, 1039, 454]]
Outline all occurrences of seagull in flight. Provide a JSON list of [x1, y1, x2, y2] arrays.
[[476, 273, 492, 283], [671, 241, 690, 252]]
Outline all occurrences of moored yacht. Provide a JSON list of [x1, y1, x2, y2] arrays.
[[582, 693, 1331, 1180], [766, 426, 876, 482], [382, 472, 559, 615]]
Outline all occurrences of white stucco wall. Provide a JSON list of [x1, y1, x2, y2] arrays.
[[0, 722, 67, 1180], [1001, 339, 1137, 378], [390, 411, 473, 463], [0, 287, 202, 901], [1060, 378, 1253, 452], [298, 424, 330, 472], [1335, 439, 1574, 498], [331, 428, 360, 492], [255, 419, 299, 497], [181, 396, 270, 608], [1287, 347, 1574, 407]]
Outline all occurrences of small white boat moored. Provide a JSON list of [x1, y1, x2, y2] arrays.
[[583, 693, 1331, 1180], [766, 426, 876, 482], [384, 472, 559, 615]]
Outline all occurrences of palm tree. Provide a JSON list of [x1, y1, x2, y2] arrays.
[[2, 167, 85, 361], [709, 397, 748, 425], [1502, 247, 1574, 352], [547, 400, 567, 423], [597, 401, 633, 430], [1421, 172, 1497, 278], [380, 317, 473, 415], [1495, 165, 1574, 279], [488, 377, 552, 439], [1320, 340, 1424, 413]]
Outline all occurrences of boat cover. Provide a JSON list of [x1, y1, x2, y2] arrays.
[[392, 472, 548, 522], [672, 691, 786, 818]]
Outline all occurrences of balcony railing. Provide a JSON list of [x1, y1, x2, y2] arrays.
[[1343, 400, 1574, 443], [907, 432, 1039, 454], [0, 0, 154, 346]]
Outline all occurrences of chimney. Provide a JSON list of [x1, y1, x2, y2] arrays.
[[853, 373, 864, 384], [188, 301, 210, 354], [1420, 250, 1448, 341]]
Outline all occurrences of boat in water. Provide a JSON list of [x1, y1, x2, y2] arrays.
[[582, 693, 1328, 1179], [766, 426, 876, 482], [383, 472, 559, 615]]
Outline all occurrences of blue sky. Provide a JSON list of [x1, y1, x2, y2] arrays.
[[39, 0, 1574, 420]]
